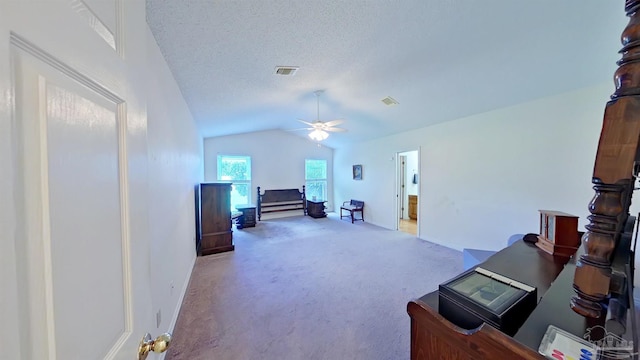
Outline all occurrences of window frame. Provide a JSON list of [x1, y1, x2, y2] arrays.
[[217, 155, 252, 210], [304, 159, 327, 202]]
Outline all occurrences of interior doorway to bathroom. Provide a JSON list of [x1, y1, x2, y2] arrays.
[[397, 150, 419, 235]]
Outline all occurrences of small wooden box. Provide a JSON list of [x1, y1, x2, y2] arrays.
[[535, 210, 580, 257]]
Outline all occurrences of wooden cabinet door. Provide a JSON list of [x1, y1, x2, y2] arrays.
[[199, 183, 233, 255], [408, 195, 418, 220]]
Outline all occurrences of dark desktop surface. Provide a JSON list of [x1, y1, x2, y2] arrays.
[[418, 240, 639, 357]]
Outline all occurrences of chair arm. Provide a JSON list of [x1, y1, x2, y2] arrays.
[[342, 201, 350, 206]]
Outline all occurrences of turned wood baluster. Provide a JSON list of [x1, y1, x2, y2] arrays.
[[571, 0, 640, 318]]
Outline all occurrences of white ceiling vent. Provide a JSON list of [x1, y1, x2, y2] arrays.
[[381, 96, 399, 106], [275, 66, 299, 76]]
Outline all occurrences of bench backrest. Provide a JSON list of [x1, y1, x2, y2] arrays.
[[260, 188, 304, 203], [350, 200, 364, 209]]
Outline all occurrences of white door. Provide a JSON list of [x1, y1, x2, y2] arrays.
[[0, 1, 154, 359]]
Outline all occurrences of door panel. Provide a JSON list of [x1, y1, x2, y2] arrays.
[[46, 83, 126, 358], [14, 41, 133, 360], [1, 1, 152, 359]]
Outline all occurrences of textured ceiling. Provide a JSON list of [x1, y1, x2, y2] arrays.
[[146, 0, 627, 148]]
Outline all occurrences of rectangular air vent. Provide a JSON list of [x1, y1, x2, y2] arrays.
[[275, 66, 299, 76], [381, 96, 399, 106]]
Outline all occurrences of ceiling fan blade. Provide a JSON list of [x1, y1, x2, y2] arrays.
[[297, 119, 315, 126], [323, 119, 344, 127], [294, 92, 347, 136], [287, 127, 314, 131]]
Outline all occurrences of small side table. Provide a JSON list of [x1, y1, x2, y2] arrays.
[[306, 199, 327, 218], [235, 204, 257, 229]]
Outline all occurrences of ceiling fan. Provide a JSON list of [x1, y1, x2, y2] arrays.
[[295, 90, 347, 141]]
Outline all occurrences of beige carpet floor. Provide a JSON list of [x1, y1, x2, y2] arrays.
[[166, 213, 463, 360]]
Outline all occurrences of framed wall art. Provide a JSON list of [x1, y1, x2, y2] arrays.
[[352, 164, 362, 180]]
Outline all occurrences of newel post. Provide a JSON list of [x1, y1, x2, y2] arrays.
[[571, 0, 640, 317]]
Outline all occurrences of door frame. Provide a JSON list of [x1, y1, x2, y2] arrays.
[[399, 155, 407, 220]]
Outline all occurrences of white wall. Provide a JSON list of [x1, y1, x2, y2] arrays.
[[335, 83, 612, 252], [203, 130, 334, 211], [146, 28, 202, 332]]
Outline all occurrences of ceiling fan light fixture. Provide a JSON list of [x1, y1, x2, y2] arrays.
[[308, 129, 329, 141], [294, 90, 345, 141]]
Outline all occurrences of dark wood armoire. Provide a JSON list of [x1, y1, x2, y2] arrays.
[[195, 182, 234, 256]]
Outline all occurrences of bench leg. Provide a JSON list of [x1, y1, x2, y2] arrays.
[[351, 211, 354, 223]]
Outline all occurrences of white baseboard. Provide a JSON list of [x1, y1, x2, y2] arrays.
[[157, 253, 196, 360], [169, 253, 196, 331]]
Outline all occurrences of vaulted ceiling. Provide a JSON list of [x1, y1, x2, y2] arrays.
[[146, 1, 626, 148]]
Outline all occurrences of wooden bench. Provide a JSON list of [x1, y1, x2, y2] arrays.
[[257, 186, 306, 220], [340, 200, 364, 223]]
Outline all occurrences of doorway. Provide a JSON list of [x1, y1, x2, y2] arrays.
[[397, 150, 419, 235]]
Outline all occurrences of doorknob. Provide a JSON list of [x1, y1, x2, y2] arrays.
[[137, 332, 172, 360]]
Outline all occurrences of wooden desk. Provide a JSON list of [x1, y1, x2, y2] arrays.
[[407, 241, 639, 359]]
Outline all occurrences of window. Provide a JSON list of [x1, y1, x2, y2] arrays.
[[217, 155, 251, 211], [305, 159, 327, 201]]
